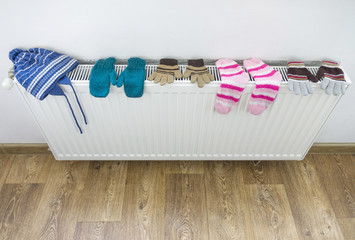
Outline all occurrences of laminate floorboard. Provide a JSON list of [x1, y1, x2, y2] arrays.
[[337, 218, 355, 240], [312, 154, 355, 218], [0, 154, 14, 191], [245, 184, 298, 240], [6, 154, 53, 183], [0, 153, 353, 240], [0, 183, 44, 240], [29, 160, 90, 240], [78, 161, 127, 221], [74, 222, 122, 240], [165, 174, 209, 240], [242, 161, 284, 184], [280, 156, 344, 240], [120, 161, 165, 240], [204, 161, 253, 240], [165, 161, 204, 174]]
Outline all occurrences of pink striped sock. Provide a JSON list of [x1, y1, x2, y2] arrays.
[[215, 59, 250, 114], [243, 58, 281, 115]]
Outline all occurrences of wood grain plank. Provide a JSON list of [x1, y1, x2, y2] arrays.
[[313, 154, 355, 218], [245, 184, 299, 240], [78, 161, 127, 221], [280, 156, 344, 240], [0, 154, 14, 190], [165, 161, 204, 174], [117, 161, 165, 240], [204, 161, 253, 240], [29, 160, 90, 240], [74, 222, 123, 240], [165, 174, 209, 240], [0, 183, 44, 240], [337, 218, 355, 240], [6, 154, 53, 183], [242, 161, 284, 184]]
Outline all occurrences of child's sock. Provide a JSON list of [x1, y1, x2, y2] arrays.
[[215, 59, 250, 114], [243, 58, 282, 115]]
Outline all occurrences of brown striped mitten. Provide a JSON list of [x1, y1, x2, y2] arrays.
[[287, 61, 317, 96], [316, 60, 346, 95], [148, 58, 182, 86], [183, 59, 214, 88]]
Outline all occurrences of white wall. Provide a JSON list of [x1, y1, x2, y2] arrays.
[[0, 0, 354, 143]]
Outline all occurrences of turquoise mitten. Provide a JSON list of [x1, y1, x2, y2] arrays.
[[89, 57, 117, 97], [117, 58, 146, 98]]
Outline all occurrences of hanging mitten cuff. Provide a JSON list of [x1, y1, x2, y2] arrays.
[[103, 57, 116, 68], [127, 57, 146, 69]]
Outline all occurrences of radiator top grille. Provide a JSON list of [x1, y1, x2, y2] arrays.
[[67, 64, 321, 83]]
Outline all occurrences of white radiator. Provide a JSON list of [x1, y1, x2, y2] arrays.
[[16, 63, 351, 160]]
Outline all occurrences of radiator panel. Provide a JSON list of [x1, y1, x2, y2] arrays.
[[16, 64, 348, 160]]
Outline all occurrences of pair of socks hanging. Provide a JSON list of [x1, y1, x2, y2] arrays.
[[215, 58, 282, 115]]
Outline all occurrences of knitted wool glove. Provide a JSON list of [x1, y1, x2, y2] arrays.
[[148, 58, 182, 85], [117, 58, 146, 98], [316, 61, 346, 95], [89, 57, 117, 98], [287, 61, 317, 96], [183, 59, 214, 88]]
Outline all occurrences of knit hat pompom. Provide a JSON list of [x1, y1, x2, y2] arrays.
[[9, 48, 23, 63], [2, 77, 14, 90]]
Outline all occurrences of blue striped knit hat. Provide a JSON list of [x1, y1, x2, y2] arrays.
[[9, 48, 87, 133]]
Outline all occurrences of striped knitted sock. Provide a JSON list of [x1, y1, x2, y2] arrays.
[[215, 59, 250, 114], [243, 58, 282, 115]]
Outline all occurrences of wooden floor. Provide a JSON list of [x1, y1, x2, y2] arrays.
[[0, 154, 353, 240]]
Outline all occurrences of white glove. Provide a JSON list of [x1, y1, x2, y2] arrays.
[[288, 79, 313, 96], [320, 77, 346, 96], [316, 61, 347, 96], [287, 61, 317, 96]]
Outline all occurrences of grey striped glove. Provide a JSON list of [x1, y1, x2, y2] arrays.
[[316, 60, 346, 95], [287, 61, 317, 96]]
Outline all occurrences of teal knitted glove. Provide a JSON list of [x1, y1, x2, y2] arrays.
[[117, 58, 146, 98], [89, 57, 117, 98]]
